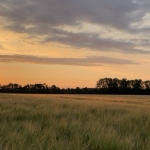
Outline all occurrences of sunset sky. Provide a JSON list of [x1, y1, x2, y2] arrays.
[[0, 0, 150, 88]]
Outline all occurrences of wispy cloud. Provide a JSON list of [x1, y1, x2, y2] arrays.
[[0, 0, 150, 54], [42, 30, 150, 54], [0, 54, 137, 66]]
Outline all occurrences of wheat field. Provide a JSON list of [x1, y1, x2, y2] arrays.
[[0, 94, 150, 150]]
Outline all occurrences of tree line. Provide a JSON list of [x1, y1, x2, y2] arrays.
[[0, 83, 97, 94], [96, 78, 150, 94], [0, 78, 150, 94]]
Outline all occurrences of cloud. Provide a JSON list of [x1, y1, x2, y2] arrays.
[[4, 23, 150, 54], [0, 0, 149, 31], [42, 29, 150, 54], [0, 0, 150, 54], [0, 54, 137, 66]]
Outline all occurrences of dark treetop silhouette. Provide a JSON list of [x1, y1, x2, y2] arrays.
[[0, 78, 150, 94]]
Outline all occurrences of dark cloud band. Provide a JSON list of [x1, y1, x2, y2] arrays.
[[0, 0, 150, 54], [0, 54, 137, 66]]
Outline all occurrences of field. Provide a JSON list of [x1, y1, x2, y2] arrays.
[[0, 94, 150, 150]]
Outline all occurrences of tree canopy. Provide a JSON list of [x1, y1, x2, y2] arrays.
[[0, 78, 150, 94], [96, 78, 150, 94]]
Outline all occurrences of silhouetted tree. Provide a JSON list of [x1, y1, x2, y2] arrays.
[[1, 78, 150, 94]]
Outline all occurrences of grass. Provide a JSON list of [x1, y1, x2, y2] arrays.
[[0, 94, 150, 150]]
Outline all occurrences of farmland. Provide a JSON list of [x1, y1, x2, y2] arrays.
[[0, 94, 150, 150]]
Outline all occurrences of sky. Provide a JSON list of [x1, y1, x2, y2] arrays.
[[0, 0, 150, 88]]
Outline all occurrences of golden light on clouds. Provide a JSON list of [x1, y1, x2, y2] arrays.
[[0, 0, 150, 87]]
